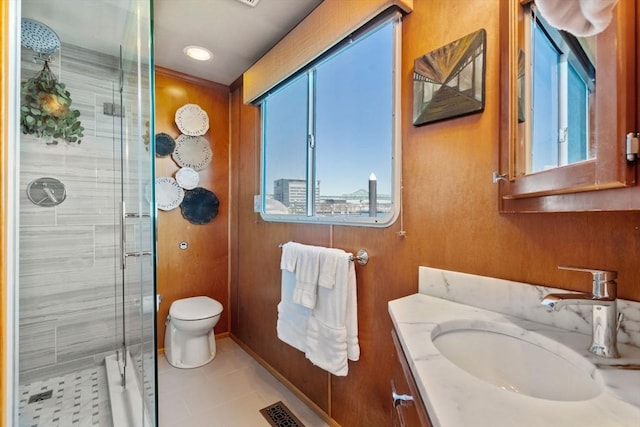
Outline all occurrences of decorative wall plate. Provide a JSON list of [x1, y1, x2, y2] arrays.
[[180, 187, 219, 224], [175, 167, 199, 190], [155, 132, 176, 157], [175, 104, 209, 136], [172, 134, 212, 171], [155, 177, 184, 211]]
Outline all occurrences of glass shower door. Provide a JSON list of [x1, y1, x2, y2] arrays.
[[14, 1, 155, 426], [113, 1, 156, 425]]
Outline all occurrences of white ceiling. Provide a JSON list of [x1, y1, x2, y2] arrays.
[[21, 0, 322, 85]]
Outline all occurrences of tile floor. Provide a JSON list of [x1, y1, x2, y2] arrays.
[[18, 365, 112, 427], [158, 337, 330, 427]]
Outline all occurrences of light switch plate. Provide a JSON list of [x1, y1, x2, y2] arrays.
[[253, 195, 261, 212]]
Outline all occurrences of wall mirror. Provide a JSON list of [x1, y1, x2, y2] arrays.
[[498, 0, 637, 210]]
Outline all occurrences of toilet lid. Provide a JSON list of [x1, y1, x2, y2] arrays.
[[170, 296, 223, 320]]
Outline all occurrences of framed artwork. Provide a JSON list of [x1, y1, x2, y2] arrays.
[[413, 29, 486, 126]]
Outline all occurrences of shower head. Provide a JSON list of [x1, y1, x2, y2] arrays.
[[21, 18, 61, 56]]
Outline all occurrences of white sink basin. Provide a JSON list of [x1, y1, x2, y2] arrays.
[[432, 321, 603, 401]]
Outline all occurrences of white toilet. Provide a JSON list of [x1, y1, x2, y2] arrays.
[[164, 296, 223, 369]]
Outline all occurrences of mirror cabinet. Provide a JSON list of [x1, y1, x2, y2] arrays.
[[499, 0, 638, 212]]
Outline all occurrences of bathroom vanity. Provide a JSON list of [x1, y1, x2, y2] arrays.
[[389, 267, 640, 427]]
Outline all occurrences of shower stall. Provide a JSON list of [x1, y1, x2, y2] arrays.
[[8, 1, 156, 426]]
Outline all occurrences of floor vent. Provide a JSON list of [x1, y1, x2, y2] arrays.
[[27, 390, 53, 404], [260, 401, 305, 427]]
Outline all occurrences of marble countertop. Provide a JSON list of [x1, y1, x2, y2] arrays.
[[389, 293, 640, 427]]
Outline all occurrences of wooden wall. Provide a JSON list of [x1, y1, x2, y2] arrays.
[[230, 1, 640, 426], [1, 1, 637, 427], [155, 68, 230, 349]]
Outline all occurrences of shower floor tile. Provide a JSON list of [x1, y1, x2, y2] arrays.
[[18, 365, 112, 427]]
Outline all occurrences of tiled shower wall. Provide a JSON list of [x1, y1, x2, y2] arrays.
[[18, 42, 154, 382]]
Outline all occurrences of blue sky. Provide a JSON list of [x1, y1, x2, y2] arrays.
[[263, 20, 394, 197]]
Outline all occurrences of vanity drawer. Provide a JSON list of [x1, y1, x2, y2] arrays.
[[391, 329, 432, 427]]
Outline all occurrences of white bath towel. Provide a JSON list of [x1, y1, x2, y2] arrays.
[[277, 269, 310, 352], [305, 252, 360, 376], [536, 0, 618, 37], [306, 317, 349, 376]]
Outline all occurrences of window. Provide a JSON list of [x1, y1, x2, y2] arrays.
[[526, 8, 594, 174], [259, 13, 400, 226], [498, 0, 636, 211]]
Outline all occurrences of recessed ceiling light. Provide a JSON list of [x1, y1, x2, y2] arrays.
[[183, 46, 212, 61]]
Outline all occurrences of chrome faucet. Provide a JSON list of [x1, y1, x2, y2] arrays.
[[541, 266, 622, 358]]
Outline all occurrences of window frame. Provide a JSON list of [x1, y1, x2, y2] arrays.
[[526, 9, 593, 174], [258, 11, 402, 227], [498, 0, 636, 210]]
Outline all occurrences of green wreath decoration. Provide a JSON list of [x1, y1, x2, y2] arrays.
[[20, 61, 84, 144]]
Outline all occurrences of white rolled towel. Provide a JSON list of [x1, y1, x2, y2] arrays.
[[535, 0, 618, 37]]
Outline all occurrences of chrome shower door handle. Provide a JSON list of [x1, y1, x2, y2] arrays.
[[124, 251, 152, 258], [121, 201, 153, 268], [120, 201, 126, 269]]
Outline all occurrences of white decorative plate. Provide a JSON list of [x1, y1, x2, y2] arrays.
[[172, 134, 212, 171], [175, 104, 209, 136], [175, 167, 199, 190], [155, 177, 184, 211]]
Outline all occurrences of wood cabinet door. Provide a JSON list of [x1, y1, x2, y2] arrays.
[[498, 0, 638, 212]]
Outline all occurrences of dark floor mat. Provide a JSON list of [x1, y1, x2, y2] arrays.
[[260, 401, 306, 427]]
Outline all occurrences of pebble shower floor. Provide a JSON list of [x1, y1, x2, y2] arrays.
[[18, 366, 112, 427]]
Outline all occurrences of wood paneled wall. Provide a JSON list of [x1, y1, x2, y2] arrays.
[[230, 1, 640, 426], [155, 68, 230, 349]]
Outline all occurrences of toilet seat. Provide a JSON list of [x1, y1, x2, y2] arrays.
[[169, 296, 223, 320]]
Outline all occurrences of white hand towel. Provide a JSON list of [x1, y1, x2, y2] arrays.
[[292, 244, 321, 309], [536, 0, 618, 37], [280, 241, 298, 272], [318, 248, 343, 289]]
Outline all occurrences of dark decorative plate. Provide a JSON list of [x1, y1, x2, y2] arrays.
[[180, 187, 219, 224], [155, 133, 176, 157]]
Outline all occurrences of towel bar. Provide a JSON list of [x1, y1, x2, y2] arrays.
[[278, 243, 369, 266]]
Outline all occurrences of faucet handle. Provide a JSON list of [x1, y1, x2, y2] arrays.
[[558, 266, 617, 298]]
